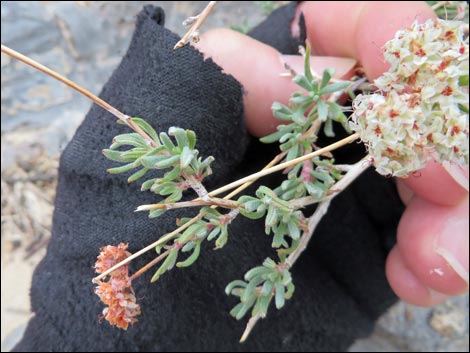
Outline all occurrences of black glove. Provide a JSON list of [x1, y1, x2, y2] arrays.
[[13, 4, 404, 352]]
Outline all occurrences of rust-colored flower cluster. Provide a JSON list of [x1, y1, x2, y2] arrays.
[[94, 243, 141, 330]]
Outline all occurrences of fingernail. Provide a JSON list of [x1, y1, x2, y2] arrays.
[[280, 54, 357, 79], [442, 161, 469, 192], [435, 218, 469, 285]]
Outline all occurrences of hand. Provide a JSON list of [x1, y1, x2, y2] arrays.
[[195, 1, 469, 306]]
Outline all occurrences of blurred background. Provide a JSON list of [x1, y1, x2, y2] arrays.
[[1, 1, 468, 351]]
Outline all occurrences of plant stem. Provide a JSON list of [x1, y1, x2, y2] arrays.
[[174, 1, 217, 50], [136, 197, 239, 211], [132, 133, 359, 211], [285, 158, 371, 268], [208, 133, 360, 198], [93, 152, 286, 282], [129, 250, 170, 281], [94, 214, 203, 281], [431, 1, 449, 11], [1, 44, 157, 148], [240, 313, 263, 343], [239, 158, 370, 341]]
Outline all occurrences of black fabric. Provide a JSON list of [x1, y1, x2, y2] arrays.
[[13, 4, 403, 352], [248, 1, 306, 54]]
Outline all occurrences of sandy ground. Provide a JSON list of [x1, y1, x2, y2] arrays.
[[1, 1, 469, 351]]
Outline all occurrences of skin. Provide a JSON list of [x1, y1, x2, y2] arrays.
[[195, 1, 469, 306]]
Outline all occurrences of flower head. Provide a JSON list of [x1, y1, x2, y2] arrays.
[[350, 19, 469, 177], [94, 243, 141, 330]]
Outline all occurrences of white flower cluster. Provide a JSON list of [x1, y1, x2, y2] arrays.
[[350, 19, 469, 177]]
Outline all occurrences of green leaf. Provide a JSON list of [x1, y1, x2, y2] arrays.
[[207, 227, 221, 241], [151, 249, 178, 282], [285, 282, 295, 300], [323, 118, 335, 137], [319, 81, 350, 95], [159, 132, 176, 151], [287, 220, 301, 240], [181, 241, 196, 253], [272, 228, 286, 248], [120, 148, 149, 161], [317, 101, 328, 122], [262, 280, 274, 296], [113, 132, 149, 149], [258, 294, 272, 316], [236, 296, 257, 320], [262, 258, 277, 269], [260, 129, 286, 144], [230, 302, 245, 318], [102, 149, 134, 163], [286, 144, 299, 161], [176, 241, 201, 267], [320, 68, 335, 89], [225, 280, 247, 296], [244, 266, 272, 281], [130, 118, 159, 143], [304, 43, 313, 82], [152, 182, 178, 195], [215, 226, 229, 249], [265, 206, 278, 227], [180, 146, 195, 169], [275, 280, 286, 309], [161, 166, 182, 181], [293, 74, 313, 91], [107, 162, 136, 174], [141, 155, 167, 169], [149, 209, 166, 218], [239, 203, 266, 219], [242, 277, 264, 303], [169, 127, 189, 148], [179, 223, 204, 243], [327, 102, 347, 123], [155, 155, 181, 169], [186, 130, 197, 149], [141, 178, 157, 191], [127, 168, 148, 183], [291, 110, 306, 125]]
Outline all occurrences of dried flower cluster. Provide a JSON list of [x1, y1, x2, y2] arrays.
[[351, 19, 469, 177], [94, 243, 141, 330]]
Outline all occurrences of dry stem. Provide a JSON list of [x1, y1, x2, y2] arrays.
[[129, 250, 170, 281], [240, 313, 263, 343], [1, 44, 157, 147], [136, 197, 239, 211], [173, 1, 217, 50], [207, 133, 359, 197], [286, 158, 371, 268]]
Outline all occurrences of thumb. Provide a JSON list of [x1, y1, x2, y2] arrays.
[[196, 29, 356, 137]]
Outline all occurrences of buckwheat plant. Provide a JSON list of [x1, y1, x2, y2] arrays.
[[2, 2, 468, 343]]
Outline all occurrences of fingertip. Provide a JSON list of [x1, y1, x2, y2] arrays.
[[197, 28, 301, 136], [195, 29, 357, 137], [401, 160, 469, 206], [354, 2, 436, 79], [386, 246, 447, 306], [396, 179, 414, 206], [397, 196, 469, 295], [295, 2, 436, 80]]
